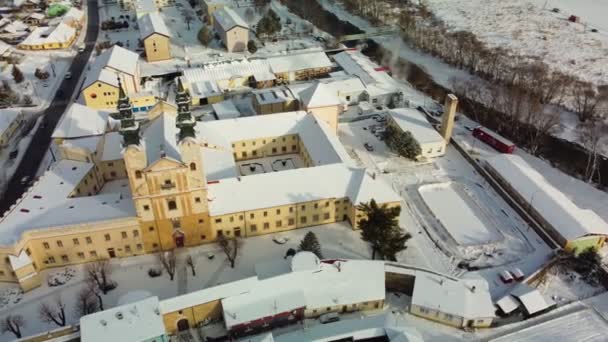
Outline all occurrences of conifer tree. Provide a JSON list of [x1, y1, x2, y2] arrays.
[[298, 231, 323, 259]]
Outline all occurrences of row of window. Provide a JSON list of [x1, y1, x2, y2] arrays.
[[41, 230, 140, 249], [232, 136, 297, 149], [236, 145, 297, 159], [46, 244, 143, 264], [213, 202, 336, 224]]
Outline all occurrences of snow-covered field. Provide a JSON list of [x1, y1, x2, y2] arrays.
[[422, 0, 608, 87], [418, 182, 503, 246]]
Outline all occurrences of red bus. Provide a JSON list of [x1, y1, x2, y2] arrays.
[[472, 126, 516, 154]]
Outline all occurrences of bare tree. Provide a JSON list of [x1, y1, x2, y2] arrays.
[[572, 82, 602, 122], [158, 250, 177, 281], [580, 120, 606, 183], [186, 255, 196, 277], [182, 9, 195, 30], [38, 296, 66, 327], [218, 235, 240, 268], [522, 95, 560, 155], [85, 258, 114, 295], [1, 315, 24, 339], [75, 286, 99, 318]]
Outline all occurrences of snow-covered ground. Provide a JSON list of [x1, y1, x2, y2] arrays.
[[421, 0, 608, 87], [318, 0, 608, 158], [0, 223, 419, 341]]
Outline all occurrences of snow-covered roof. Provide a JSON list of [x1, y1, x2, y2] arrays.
[[8, 250, 32, 270], [80, 297, 165, 342], [62, 7, 83, 21], [510, 283, 555, 315], [52, 103, 110, 139], [490, 308, 608, 342], [252, 87, 294, 106], [213, 6, 248, 32], [138, 12, 170, 40], [159, 277, 259, 314], [0, 40, 10, 56], [212, 99, 240, 120], [190, 80, 222, 98], [223, 288, 306, 329], [101, 131, 124, 161], [388, 108, 445, 145], [134, 0, 156, 15], [196, 111, 352, 167], [183, 59, 270, 85], [495, 294, 520, 314], [83, 46, 139, 90], [19, 23, 75, 46], [333, 50, 380, 85], [201, 147, 237, 181], [26, 12, 44, 20], [290, 251, 320, 272], [268, 51, 332, 74], [0, 159, 136, 246], [208, 163, 399, 216], [274, 313, 423, 342], [320, 76, 366, 97], [60, 135, 102, 154], [96, 45, 140, 76], [411, 274, 495, 319], [142, 113, 181, 166], [485, 154, 608, 241], [299, 82, 341, 108], [222, 258, 385, 330], [0, 108, 21, 136], [2, 20, 28, 34]]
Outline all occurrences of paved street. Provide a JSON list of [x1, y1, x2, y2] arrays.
[[0, 0, 100, 214]]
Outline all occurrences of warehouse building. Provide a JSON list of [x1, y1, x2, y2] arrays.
[[387, 108, 446, 159], [485, 154, 608, 252]]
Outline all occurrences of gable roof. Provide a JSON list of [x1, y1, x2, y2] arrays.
[[267, 51, 332, 74], [213, 6, 248, 31], [299, 82, 341, 108], [486, 154, 608, 241], [138, 12, 170, 40], [142, 113, 182, 166], [388, 108, 445, 145], [96, 45, 140, 76], [52, 103, 110, 139]]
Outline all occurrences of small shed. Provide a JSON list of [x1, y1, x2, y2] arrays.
[[510, 283, 556, 317]]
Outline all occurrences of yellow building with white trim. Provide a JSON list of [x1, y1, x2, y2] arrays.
[[0, 83, 401, 291]]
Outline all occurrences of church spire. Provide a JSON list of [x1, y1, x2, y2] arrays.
[[175, 78, 195, 141], [117, 76, 140, 146]]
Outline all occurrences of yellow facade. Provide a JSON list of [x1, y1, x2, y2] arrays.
[[410, 304, 493, 328], [144, 33, 171, 62], [17, 34, 77, 50], [162, 300, 222, 334], [82, 81, 156, 110]]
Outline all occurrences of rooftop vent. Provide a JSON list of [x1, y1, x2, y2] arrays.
[[72, 167, 77, 171], [115, 312, 123, 320], [100, 319, 107, 326], [33, 195, 42, 199], [20, 209, 29, 213]]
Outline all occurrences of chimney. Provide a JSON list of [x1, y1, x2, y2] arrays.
[[440, 94, 458, 142], [471, 285, 476, 293]]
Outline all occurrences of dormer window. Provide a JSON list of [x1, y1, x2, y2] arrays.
[[190, 163, 196, 171]]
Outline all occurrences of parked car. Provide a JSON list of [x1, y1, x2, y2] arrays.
[[78, 45, 85, 53], [364, 143, 374, 151], [511, 268, 525, 281], [273, 236, 288, 244], [64, 72, 72, 80], [319, 312, 340, 324], [499, 270, 514, 284]]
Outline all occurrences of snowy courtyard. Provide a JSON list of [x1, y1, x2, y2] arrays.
[[418, 182, 503, 246], [236, 153, 304, 176]]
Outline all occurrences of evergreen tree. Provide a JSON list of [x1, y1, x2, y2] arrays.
[[298, 231, 323, 259], [247, 40, 257, 54], [198, 26, 211, 46], [385, 125, 422, 160], [11, 65, 24, 84], [358, 199, 411, 260], [257, 9, 281, 38]]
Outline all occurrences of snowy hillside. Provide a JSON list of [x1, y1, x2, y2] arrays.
[[423, 0, 608, 87]]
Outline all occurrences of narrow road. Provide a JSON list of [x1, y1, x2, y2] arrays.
[[0, 0, 100, 214]]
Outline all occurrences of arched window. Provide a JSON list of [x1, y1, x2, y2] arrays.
[[135, 170, 142, 179], [190, 162, 196, 171], [168, 200, 177, 211]]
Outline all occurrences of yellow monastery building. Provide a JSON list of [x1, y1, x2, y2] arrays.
[[0, 80, 401, 292], [138, 12, 172, 62]]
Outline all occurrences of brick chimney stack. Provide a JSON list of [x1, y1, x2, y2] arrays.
[[440, 94, 458, 142]]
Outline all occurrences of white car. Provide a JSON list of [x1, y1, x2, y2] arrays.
[[272, 236, 288, 244]]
